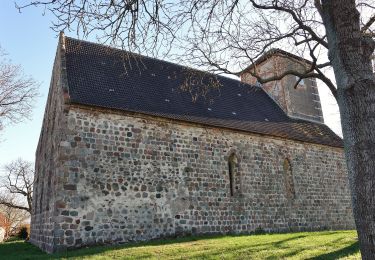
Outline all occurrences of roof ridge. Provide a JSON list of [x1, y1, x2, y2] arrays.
[[64, 36, 252, 89], [63, 36, 330, 127], [64, 36, 299, 122]]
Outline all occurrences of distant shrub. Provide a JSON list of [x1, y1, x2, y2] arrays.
[[17, 226, 28, 240]]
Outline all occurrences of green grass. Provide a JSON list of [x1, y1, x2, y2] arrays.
[[0, 230, 360, 259]]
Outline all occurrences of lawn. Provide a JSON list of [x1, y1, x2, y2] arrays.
[[0, 230, 360, 260]]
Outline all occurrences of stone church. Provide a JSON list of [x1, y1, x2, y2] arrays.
[[30, 33, 355, 253]]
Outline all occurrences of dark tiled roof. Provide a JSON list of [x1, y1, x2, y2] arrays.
[[63, 37, 343, 148]]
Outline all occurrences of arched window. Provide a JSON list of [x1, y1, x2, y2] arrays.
[[283, 158, 295, 199], [228, 153, 239, 196]]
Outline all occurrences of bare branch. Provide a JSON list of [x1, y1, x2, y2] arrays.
[[18, 1, 336, 96], [314, 0, 323, 17], [0, 195, 29, 239], [361, 14, 375, 33], [0, 46, 39, 131], [0, 199, 29, 212], [0, 159, 34, 213], [248, 0, 328, 48]]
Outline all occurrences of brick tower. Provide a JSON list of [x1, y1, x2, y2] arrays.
[[240, 49, 324, 123]]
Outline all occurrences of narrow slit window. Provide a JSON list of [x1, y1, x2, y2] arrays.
[[228, 154, 238, 196], [283, 158, 295, 199]]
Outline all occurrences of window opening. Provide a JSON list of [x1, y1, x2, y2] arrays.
[[228, 154, 238, 196], [283, 158, 295, 199]]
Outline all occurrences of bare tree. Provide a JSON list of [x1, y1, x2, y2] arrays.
[[0, 159, 34, 213], [0, 46, 38, 131], [0, 197, 29, 240], [17, 0, 375, 258]]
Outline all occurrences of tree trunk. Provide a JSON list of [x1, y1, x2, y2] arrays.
[[321, 1, 375, 259], [338, 78, 375, 259]]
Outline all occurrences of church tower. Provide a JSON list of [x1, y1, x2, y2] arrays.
[[240, 49, 324, 123]]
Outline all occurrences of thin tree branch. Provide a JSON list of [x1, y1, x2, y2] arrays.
[[361, 14, 375, 33]]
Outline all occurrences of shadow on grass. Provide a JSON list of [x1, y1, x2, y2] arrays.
[[273, 235, 307, 248], [54, 233, 310, 259], [309, 241, 360, 260], [53, 234, 243, 259], [51, 234, 227, 259], [0, 231, 359, 260]]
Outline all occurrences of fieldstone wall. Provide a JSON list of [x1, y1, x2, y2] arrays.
[[36, 104, 354, 252], [30, 35, 70, 253]]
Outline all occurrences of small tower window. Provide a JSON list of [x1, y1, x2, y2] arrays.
[[228, 153, 239, 196], [283, 158, 295, 199]]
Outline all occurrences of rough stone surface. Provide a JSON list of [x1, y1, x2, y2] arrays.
[[30, 37, 354, 254], [30, 37, 70, 253], [31, 100, 355, 253]]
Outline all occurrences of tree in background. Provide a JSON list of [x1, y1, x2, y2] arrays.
[[0, 159, 34, 213], [0, 196, 29, 240], [0, 46, 38, 132], [18, 0, 375, 257]]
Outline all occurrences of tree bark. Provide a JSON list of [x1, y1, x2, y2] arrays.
[[321, 0, 375, 258]]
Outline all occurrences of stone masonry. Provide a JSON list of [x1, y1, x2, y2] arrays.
[[31, 103, 355, 253], [30, 36, 355, 253]]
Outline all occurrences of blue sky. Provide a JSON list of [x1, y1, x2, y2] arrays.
[[0, 2, 56, 165], [0, 1, 342, 168]]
